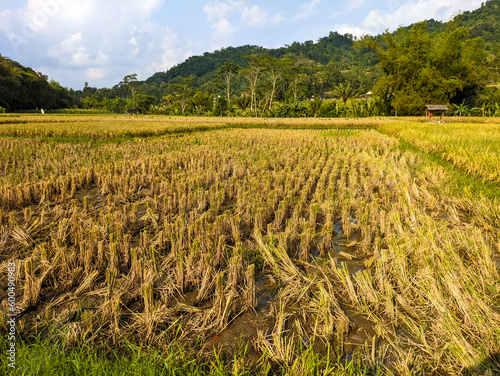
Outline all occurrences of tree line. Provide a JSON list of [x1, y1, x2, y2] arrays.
[[71, 22, 500, 117]]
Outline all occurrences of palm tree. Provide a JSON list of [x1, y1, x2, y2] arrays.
[[335, 83, 357, 117]]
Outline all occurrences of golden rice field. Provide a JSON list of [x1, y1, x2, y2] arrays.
[[380, 121, 500, 184], [0, 115, 386, 139], [1, 115, 500, 375]]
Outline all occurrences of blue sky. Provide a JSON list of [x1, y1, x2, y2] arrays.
[[0, 0, 485, 89]]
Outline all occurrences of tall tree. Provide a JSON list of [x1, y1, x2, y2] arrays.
[[120, 73, 140, 106], [285, 57, 315, 102], [356, 21, 489, 115], [217, 61, 240, 114], [172, 75, 196, 115], [261, 56, 294, 110], [242, 55, 265, 116]]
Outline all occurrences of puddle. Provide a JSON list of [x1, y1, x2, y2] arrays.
[[202, 220, 397, 365], [347, 313, 377, 344], [202, 273, 275, 359], [340, 312, 391, 367], [74, 187, 104, 210], [255, 274, 275, 312], [314, 221, 364, 275]]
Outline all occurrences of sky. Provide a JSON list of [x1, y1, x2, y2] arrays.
[[0, 0, 485, 90]]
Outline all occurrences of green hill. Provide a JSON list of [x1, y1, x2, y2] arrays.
[[145, 0, 500, 87], [146, 32, 371, 88], [454, 0, 500, 52], [0, 55, 74, 112]]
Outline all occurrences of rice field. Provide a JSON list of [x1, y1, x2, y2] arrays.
[[1, 115, 500, 375], [379, 121, 500, 184], [0, 115, 385, 139]]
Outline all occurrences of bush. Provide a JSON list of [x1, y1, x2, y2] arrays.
[[318, 102, 341, 117], [213, 96, 228, 116], [271, 103, 309, 118]]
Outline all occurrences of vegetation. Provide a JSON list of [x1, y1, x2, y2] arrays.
[[379, 119, 500, 184], [2, 2, 499, 117], [0, 55, 73, 112], [358, 22, 493, 115], [1, 115, 500, 375]]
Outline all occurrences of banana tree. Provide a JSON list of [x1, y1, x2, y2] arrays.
[[350, 99, 361, 118], [309, 96, 322, 117], [470, 102, 487, 117], [360, 99, 376, 117], [453, 100, 470, 117]]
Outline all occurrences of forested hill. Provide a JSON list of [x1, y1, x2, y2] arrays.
[[146, 32, 365, 86], [146, 0, 500, 87], [453, 0, 500, 52], [0, 55, 73, 112], [147, 45, 277, 85]]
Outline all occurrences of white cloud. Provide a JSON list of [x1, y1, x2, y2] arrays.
[[47, 32, 110, 67], [137, 0, 163, 14], [203, 0, 244, 47], [335, 0, 484, 36], [22, 0, 95, 33], [0, 1, 181, 88], [347, 0, 366, 11], [203, 0, 244, 23], [294, 0, 321, 21], [0, 10, 13, 33], [85, 67, 106, 80], [148, 26, 186, 73], [242, 5, 268, 26], [203, 1, 287, 48], [242, 5, 286, 27]]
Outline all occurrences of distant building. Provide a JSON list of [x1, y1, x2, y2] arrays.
[[362, 91, 373, 100]]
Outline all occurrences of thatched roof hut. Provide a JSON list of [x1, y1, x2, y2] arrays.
[[425, 105, 449, 121]]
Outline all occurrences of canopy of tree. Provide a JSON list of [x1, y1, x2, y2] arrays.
[[0, 55, 73, 111], [357, 22, 492, 115]]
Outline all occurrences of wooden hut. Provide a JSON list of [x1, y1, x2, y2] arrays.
[[425, 105, 448, 121]]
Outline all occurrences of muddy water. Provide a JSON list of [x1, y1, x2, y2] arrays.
[[203, 220, 374, 361], [315, 220, 364, 274], [341, 312, 389, 364], [202, 273, 275, 360]]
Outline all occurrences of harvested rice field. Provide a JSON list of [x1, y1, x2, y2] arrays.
[[1, 115, 500, 375]]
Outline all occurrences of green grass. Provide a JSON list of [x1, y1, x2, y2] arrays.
[[0, 335, 384, 376], [1, 335, 208, 376]]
